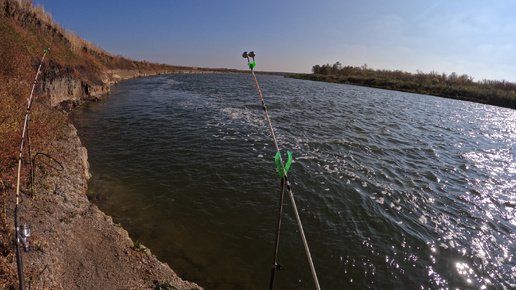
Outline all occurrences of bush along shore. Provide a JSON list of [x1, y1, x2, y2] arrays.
[[290, 62, 516, 109], [0, 0, 252, 288]]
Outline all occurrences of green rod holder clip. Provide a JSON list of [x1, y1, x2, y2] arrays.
[[275, 151, 292, 178]]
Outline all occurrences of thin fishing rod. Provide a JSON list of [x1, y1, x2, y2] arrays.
[[27, 114, 34, 197], [15, 48, 49, 290], [269, 178, 285, 290], [242, 51, 321, 290]]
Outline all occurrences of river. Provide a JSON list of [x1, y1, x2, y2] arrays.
[[73, 73, 516, 289]]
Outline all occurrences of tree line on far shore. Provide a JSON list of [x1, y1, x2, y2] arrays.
[[290, 62, 516, 109]]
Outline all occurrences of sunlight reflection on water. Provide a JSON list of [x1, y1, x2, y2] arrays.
[[74, 74, 516, 289]]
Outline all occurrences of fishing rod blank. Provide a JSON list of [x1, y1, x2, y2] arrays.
[[14, 48, 49, 290], [242, 51, 321, 290]]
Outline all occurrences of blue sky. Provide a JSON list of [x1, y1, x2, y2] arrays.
[[35, 0, 516, 82]]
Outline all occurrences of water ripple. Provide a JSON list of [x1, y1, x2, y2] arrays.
[[74, 74, 516, 289]]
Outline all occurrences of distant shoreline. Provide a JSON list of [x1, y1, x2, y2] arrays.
[[289, 69, 516, 110]]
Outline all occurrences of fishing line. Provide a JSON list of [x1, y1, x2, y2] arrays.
[[242, 51, 321, 290], [14, 48, 49, 290]]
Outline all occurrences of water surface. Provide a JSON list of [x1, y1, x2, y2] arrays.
[[73, 74, 516, 289]]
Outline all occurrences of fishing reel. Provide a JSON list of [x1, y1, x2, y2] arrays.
[[20, 224, 31, 252]]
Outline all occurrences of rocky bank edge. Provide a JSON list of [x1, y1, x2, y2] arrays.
[[9, 69, 207, 289]]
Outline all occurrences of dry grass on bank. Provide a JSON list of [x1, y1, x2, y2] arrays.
[[7, 0, 106, 56]]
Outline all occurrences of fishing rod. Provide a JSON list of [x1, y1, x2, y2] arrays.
[[14, 48, 49, 290], [242, 51, 321, 290]]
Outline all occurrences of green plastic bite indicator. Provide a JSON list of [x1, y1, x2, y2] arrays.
[[243, 51, 256, 69], [275, 151, 292, 178]]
